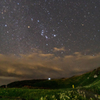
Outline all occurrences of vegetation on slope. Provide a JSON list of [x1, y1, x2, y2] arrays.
[[3, 67, 100, 89], [0, 67, 100, 99]]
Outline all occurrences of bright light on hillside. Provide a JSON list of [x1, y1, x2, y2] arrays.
[[48, 78, 51, 80]]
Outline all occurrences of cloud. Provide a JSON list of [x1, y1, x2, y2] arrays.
[[53, 47, 65, 52], [0, 52, 100, 85]]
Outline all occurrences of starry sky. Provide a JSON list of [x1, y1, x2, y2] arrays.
[[0, 0, 100, 85]]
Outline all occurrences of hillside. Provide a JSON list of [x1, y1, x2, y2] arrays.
[[1, 67, 100, 89]]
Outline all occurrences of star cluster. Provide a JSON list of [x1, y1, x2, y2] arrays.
[[0, 0, 100, 56]]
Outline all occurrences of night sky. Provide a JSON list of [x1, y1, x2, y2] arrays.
[[0, 0, 100, 85]]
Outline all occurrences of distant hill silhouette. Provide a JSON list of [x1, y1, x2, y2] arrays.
[[1, 67, 100, 89]]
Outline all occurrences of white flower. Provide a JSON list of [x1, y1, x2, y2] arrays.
[[40, 97, 44, 100], [90, 97, 93, 100], [94, 94, 98, 98], [52, 95, 55, 98], [94, 74, 97, 78]]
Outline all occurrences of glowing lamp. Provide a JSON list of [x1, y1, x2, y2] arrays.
[[48, 78, 51, 80]]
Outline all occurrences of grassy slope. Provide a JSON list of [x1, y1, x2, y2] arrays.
[[0, 67, 100, 99], [0, 88, 87, 100], [6, 67, 100, 89]]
